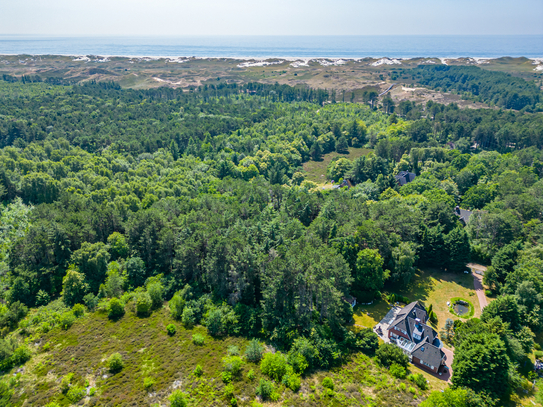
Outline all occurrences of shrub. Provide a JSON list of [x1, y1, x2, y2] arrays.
[[192, 333, 205, 346], [408, 386, 417, 394], [136, 292, 152, 316], [108, 352, 124, 373], [169, 293, 186, 320], [222, 371, 232, 383], [169, 390, 188, 407], [144, 377, 156, 389], [59, 311, 76, 330], [224, 383, 235, 399], [12, 346, 31, 365], [67, 386, 86, 403], [45, 403, 60, 407], [166, 324, 177, 336], [354, 328, 379, 355], [194, 364, 203, 377], [429, 311, 438, 324], [288, 352, 308, 375], [182, 307, 196, 328], [408, 373, 428, 390], [245, 339, 264, 363], [322, 377, 334, 390], [285, 373, 301, 392], [534, 343, 541, 351], [255, 378, 274, 400], [83, 293, 98, 311], [107, 298, 125, 320], [485, 290, 492, 296], [227, 345, 240, 356], [389, 363, 407, 379], [247, 369, 255, 380], [375, 343, 409, 368], [535, 351, 543, 359], [399, 382, 406, 391], [72, 304, 85, 318], [223, 355, 243, 377], [260, 352, 288, 381], [147, 282, 164, 310], [60, 373, 74, 394]]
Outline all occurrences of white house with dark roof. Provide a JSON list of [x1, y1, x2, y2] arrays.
[[387, 301, 446, 374]]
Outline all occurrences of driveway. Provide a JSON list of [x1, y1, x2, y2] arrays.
[[468, 263, 488, 311]]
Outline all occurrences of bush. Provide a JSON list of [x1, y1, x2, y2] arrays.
[[59, 311, 76, 330], [485, 290, 492, 296], [169, 293, 186, 320], [166, 324, 177, 336], [227, 345, 240, 356], [408, 386, 417, 394], [429, 311, 438, 324], [285, 373, 301, 392], [67, 386, 86, 403], [182, 307, 196, 328], [408, 373, 428, 390], [535, 351, 543, 359], [45, 403, 60, 407], [223, 355, 243, 377], [375, 343, 409, 368], [247, 369, 255, 380], [147, 282, 164, 310], [136, 291, 153, 316], [288, 352, 308, 375], [11, 346, 31, 365], [222, 371, 232, 383], [107, 298, 125, 320], [322, 377, 334, 390], [60, 373, 74, 394], [255, 378, 274, 400], [260, 352, 288, 381], [224, 383, 235, 399], [399, 382, 406, 391], [72, 304, 85, 318], [108, 352, 124, 373], [83, 293, 98, 311], [389, 363, 407, 379], [169, 390, 188, 407], [245, 339, 264, 363], [534, 343, 542, 351], [194, 364, 203, 377], [192, 333, 205, 346], [144, 377, 156, 389]]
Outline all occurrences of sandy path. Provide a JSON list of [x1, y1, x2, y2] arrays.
[[468, 263, 488, 311]]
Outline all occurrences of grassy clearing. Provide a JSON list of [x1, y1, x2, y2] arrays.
[[302, 147, 372, 184], [353, 268, 483, 333], [8, 303, 438, 406]]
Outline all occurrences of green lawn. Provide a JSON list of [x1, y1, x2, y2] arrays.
[[302, 147, 372, 184], [353, 268, 483, 335]]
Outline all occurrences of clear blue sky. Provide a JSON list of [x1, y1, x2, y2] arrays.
[[1, 0, 542, 36]]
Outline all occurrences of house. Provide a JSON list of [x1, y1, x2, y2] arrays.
[[454, 206, 472, 225], [395, 171, 416, 186], [343, 295, 357, 308], [387, 301, 446, 374], [332, 178, 353, 190]]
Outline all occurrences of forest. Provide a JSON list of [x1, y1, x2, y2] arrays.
[[0, 76, 543, 406]]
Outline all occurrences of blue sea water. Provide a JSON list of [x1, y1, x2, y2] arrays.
[[0, 35, 542, 59]]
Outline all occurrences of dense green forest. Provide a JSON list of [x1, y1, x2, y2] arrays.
[[1, 78, 543, 406]]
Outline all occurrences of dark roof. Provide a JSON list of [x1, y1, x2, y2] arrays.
[[454, 206, 472, 224], [389, 301, 439, 345], [395, 171, 416, 186], [411, 338, 445, 368]]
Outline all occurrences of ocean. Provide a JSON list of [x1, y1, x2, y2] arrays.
[[0, 35, 541, 59]]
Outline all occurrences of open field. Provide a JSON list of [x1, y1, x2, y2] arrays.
[[12, 305, 437, 407], [302, 147, 372, 184]]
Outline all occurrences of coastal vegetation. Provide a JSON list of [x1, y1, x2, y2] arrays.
[[0, 75, 542, 405]]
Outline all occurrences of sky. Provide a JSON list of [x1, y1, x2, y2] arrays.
[[1, 0, 542, 36]]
